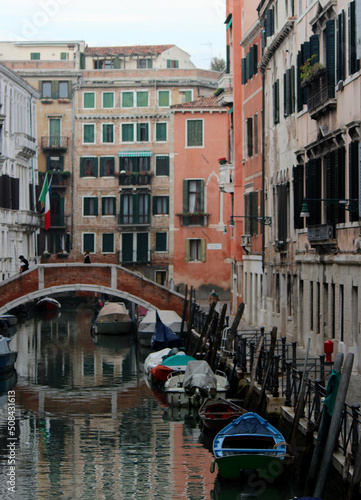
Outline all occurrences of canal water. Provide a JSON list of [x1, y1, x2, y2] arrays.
[[0, 303, 303, 500]]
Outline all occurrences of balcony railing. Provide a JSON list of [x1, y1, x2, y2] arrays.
[[14, 133, 37, 159], [219, 162, 234, 193], [39, 171, 70, 188], [303, 68, 336, 118], [118, 172, 152, 186], [118, 213, 150, 225], [118, 249, 151, 264], [176, 212, 210, 227], [41, 136, 69, 151]]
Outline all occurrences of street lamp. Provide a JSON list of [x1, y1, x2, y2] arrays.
[[229, 215, 272, 226], [300, 198, 359, 217]]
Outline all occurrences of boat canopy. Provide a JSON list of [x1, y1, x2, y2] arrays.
[[151, 312, 185, 351], [183, 360, 217, 394], [139, 310, 183, 333]]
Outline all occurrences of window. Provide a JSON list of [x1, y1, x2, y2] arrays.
[[60, 52, 67, 60], [185, 239, 206, 262], [46, 156, 64, 171], [100, 157, 115, 176], [136, 91, 148, 107], [102, 234, 114, 253], [155, 271, 167, 285], [156, 233, 167, 251], [293, 164, 304, 230], [83, 197, 98, 216], [283, 67, 295, 117], [83, 124, 95, 143], [94, 59, 104, 69], [121, 124, 134, 142], [80, 157, 98, 177], [136, 123, 149, 142], [102, 197, 116, 216], [153, 196, 169, 215], [102, 124, 114, 143], [84, 92, 95, 109], [254, 114, 258, 155], [167, 59, 179, 68], [119, 156, 150, 173], [241, 44, 258, 84], [155, 156, 169, 176], [187, 120, 203, 147], [277, 183, 289, 247], [49, 118, 61, 147], [83, 233, 95, 253], [121, 233, 149, 263], [244, 192, 258, 235], [247, 117, 253, 157], [122, 91, 134, 107], [181, 90, 193, 103], [59, 81, 69, 99], [138, 59, 152, 68], [158, 91, 170, 107], [273, 80, 280, 125], [156, 123, 167, 142], [42, 81, 52, 98], [102, 92, 114, 108], [184, 180, 204, 212], [348, 1, 359, 76], [120, 193, 150, 224], [30, 52, 40, 60]]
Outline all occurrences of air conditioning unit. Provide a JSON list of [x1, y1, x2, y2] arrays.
[[241, 234, 251, 246]]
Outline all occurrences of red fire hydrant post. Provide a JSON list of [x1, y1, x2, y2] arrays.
[[324, 339, 334, 362]]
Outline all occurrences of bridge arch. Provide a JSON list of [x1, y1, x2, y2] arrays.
[[0, 264, 185, 316]]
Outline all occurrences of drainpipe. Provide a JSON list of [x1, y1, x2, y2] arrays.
[[261, 69, 265, 272], [30, 94, 38, 263]]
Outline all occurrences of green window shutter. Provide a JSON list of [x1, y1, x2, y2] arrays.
[[137, 91, 148, 107], [83, 124, 95, 143], [158, 91, 169, 107], [165, 196, 169, 214], [185, 91, 192, 102], [30, 53, 40, 60], [152, 196, 158, 215], [102, 124, 114, 143], [200, 179, 205, 211], [102, 234, 114, 253], [103, 92, 114, 108], [122, 233, 133, 263], [80, 53, 85, 69], [326, 19, 336, 96], [100, 157, 114, 176], [147, 59, 152, 68], [84, 234, 95, 253], [290, 66, 295, 114], [167, 59, 171, 68], [185, 239, 190, 262], [187, 120, 202, 146], [183, 180, 189, 212], [348, 1, 359, 75], [51, 81, 59, 99], [241, 58, 246, 84], [80, 157, 85, 177], [113, 58, 121, 69], [94, 198, 98, 215], [156, 123, 167, 141], [156, 156, 169, 176], [122, 92, 133, 107], [60, 52, 67, 60], [122, 124, 134, 142], [337, 12, 346, 82], [200, 239, 206, 262], [137, 233, 148, 262], [84, 93, 95, 108], [156, 233, 167, 251]]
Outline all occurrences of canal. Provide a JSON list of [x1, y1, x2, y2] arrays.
[[0, 302, 303, 499]]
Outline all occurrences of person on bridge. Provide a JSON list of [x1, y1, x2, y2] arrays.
[[19, 255, 29, 273], [83, 250, 91, 264]]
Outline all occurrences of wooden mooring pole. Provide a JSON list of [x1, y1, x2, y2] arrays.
[[314, 352, 354, 499]]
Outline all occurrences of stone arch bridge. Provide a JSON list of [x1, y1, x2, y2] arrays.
[[0, 264, 185, 316]]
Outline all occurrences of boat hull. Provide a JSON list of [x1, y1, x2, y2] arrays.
[[0, 352, 17, 374], [214, 453, 284, 480], [93, 320, 132, 335], [199, 398, 247, 433]]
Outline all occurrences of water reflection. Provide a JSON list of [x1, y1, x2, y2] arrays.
[[0, 306, 302, 499]]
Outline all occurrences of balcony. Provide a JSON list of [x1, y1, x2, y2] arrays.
[[40, 171, 70, 189], [219, 162, 234, 194], [15, 211, 40, 232], [307, 224, 337, 251], [118, 249, 151, 265], [302, 68, 336, 119], [176, 212, 210, 227], [118, 213, 150, 226], [216, 72, 233, 106], [14, 133, 37, 159], [118, 171, 152, 186], [41, 136, 69, 151]]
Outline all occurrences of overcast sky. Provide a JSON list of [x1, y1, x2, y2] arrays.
[[1, 0, 226, 70]]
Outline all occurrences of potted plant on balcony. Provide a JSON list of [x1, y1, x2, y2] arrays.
[[300, 55, 325, 87], [218, 157, 228, 165]]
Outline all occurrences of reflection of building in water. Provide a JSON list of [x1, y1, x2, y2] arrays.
[[4, 313, 215, 498]]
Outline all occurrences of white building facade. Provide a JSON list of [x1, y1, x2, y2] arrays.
[[0, 61, 39, 279]]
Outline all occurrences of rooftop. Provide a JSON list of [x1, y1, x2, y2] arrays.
[[84, 45, 175, 56]]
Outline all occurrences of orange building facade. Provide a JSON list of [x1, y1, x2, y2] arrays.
[[172, 97, 231, 300]]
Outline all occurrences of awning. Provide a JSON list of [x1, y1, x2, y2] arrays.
[[118, 151, 153, 157], [226, 15, 233, 30], [228, 106, 233, 115]]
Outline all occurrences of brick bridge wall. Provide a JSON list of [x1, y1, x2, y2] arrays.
[[0, 264, 185, 315]]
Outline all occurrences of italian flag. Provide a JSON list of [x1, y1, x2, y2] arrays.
[[39, 173, 52, 230]]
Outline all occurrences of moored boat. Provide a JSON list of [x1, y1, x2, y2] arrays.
[[0, 336, 17, 374], [138, 310, 183, 347], [0, 314, 17, 327], [199, 397, 247, 433], [92, 302, 133, 335], [212, 412, 287, 480], [150, 311, 185, 352], [36, 297, 61, 311], [150, 353, 196, 384]]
